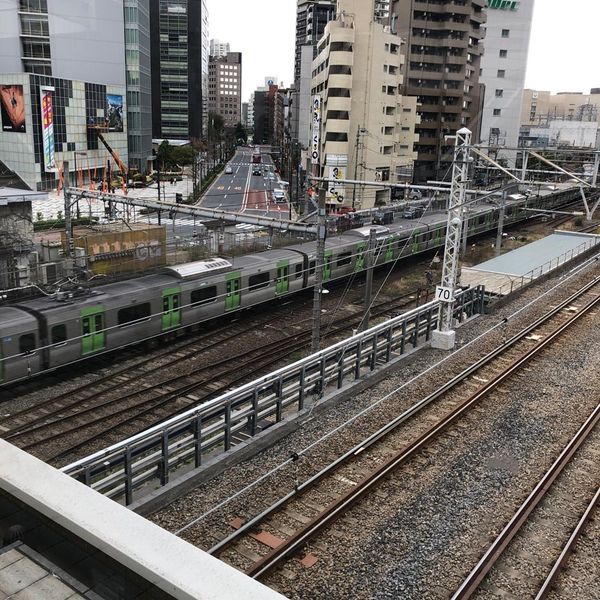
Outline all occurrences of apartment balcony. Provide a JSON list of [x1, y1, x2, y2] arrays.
[[412, 18, 470, 32], [413, 0, 471, 15]]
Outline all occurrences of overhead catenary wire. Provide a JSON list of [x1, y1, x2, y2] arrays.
[[173, 252, 600, 535]]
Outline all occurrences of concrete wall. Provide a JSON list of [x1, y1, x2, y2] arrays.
[[47, 0, 125, 86]]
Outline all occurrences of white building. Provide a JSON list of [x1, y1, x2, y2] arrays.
[[209, 38, 230, 58], [311, 0, 419, 209], [479, 0, 535, 162]]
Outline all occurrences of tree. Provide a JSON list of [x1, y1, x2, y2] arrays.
[[234, 122, 247, 144]]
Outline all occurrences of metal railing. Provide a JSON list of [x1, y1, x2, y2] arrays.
[[489, 236, 600, 298], [61, 286, 485, 505]]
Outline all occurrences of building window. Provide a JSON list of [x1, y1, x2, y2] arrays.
[[493, 109, 502, 116], [501, 29, 510, 38], [495, 89, 504, 97], [497, 69, 506, 78], [499, 49, 508, 58]]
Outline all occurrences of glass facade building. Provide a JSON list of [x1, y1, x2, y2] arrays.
[[150, 0, 205, 141], [124, 0, 152, 172]]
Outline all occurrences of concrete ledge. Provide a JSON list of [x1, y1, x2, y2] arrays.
[[0, 441, 287, 600]]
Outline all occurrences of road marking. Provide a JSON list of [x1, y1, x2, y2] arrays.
[[224, 194, 227, 199]]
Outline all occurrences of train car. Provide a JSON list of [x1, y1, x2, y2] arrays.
[[0, 185, 581, 386]]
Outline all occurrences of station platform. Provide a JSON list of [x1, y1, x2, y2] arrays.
[[461, 230, 600, 296], [0, 440, 286, 600]]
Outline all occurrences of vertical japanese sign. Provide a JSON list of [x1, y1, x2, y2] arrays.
[[311, 95, 321, 165], [40, 86, 56, 172], [327, 166, 346, 203]]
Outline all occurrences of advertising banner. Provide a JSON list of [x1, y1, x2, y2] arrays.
[[327, 165, 345, 203], [311, 95, 321, 165], [105, 94, 124, 132], [40, 86, 56, 172], [0, 85, 26, 133]]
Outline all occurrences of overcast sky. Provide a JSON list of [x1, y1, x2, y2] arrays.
[[205, 0, 598, 101]]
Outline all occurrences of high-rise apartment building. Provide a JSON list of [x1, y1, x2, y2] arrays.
[[291, 0, 336, 144], [389, 0, 486, 182], [124, 0, 153, 172], [208, 52, 242, 128], [479, 0, 534, 160], [201, 3, 209, 136], [210, 38, 230, 58], [150, 0, 206, 141], [311, 0, 419, 209]]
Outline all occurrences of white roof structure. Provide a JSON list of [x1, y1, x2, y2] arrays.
[[164, 258, 233, 279]]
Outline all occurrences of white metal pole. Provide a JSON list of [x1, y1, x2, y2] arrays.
[[431, 128, 472, 351]]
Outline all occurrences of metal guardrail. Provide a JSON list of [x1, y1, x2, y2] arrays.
[[61, 287, 485, 505]]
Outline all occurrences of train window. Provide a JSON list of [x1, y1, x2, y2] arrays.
[[118, 303, 151, 327], [309, 260, 316, 275], [191, 286, 217, 306], [337, 252, 352, 267], [51, 324, 67, 345], [248, 272, 270, 291], [19, 333, 35, 355], [295, 264, 303, 279]]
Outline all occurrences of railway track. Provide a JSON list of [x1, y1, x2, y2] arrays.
[[1, 287, 431, 465], [452, 401, 600, 599], [192, 277, 600, 580]]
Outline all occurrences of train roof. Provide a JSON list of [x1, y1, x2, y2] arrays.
[[0, 306, 38, 336]]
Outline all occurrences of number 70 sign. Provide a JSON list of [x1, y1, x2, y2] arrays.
[[436, 285, 454, 303]]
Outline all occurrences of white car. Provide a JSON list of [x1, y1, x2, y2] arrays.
[[273, 189, 286, 204], [225, 166, 233, 174]]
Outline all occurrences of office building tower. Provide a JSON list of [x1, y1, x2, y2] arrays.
[[208, 52, 242, 128], [0, 0, 130, 190], [150, 0, 206, 141]]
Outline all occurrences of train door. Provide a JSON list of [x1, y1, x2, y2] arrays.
[[323, 250, 333, 282], [276, 260, 289, 295], [385, 238, 394, 262], [226, 272, 241, 311], [355, 243, 366, 271], [162, 288, 181, 330], [81, 306, 105, 355], [411, 234, 419, 254]]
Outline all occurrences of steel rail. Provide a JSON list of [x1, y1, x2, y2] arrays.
[[206, 277, 600, 556], [453, 401, 600, 599], [534, 485, 600, 600], [242, 284, 600, 579]]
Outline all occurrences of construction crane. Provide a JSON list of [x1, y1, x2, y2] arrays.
[[87, 124, 128, 177]]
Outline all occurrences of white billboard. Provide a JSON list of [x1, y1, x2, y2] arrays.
[[311, 95, 321, 165]]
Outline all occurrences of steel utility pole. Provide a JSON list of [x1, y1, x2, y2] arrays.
[[495, 189, 507, 257], [431, 127, 472, 351], [63, 160, 74, 259], [360, 228, 377, 332], [311, 187, 327, 353]]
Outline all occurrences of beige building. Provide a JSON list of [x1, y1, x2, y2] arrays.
[[311, 0, 419, 209], [521, 89, 600, 125]]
